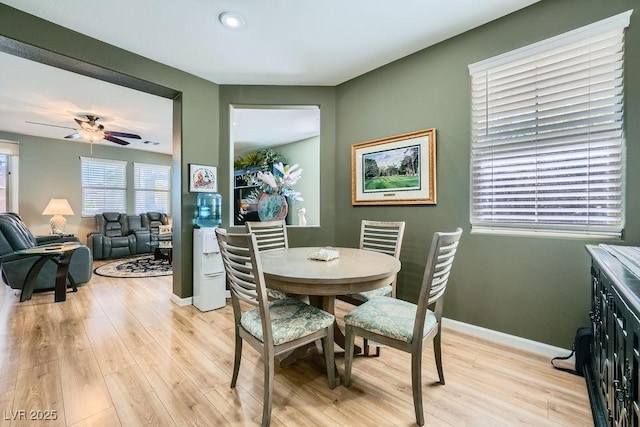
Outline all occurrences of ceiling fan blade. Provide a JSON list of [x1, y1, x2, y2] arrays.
[[26, 121, 77, 131], [104, 135, 130, 146], [106, 131, 141, 139], [65, 133, 82, 139]]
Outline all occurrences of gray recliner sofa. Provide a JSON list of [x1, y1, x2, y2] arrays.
[[0, 212, 93, 292], [87, 212, 171, 260]]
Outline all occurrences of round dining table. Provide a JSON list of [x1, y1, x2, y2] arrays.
[[259, 247, 401, 352]]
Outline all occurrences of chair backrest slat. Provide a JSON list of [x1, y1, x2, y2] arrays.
[[216, 229, 272, 337], [360, 220, 405, 259], [246, 220, 288, 252], [415, 228, 462, 339], [358, 220, 406, 297]]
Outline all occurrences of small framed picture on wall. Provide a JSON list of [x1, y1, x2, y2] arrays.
[[189, 164, 218, 192]]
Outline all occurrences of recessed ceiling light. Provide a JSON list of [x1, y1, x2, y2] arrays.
[[219, 11, 245, 29]]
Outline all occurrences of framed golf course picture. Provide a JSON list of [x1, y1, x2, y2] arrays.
[[352, 128, 436, 205]]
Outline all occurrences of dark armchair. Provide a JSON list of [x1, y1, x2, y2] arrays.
[[87, 212, 136, 260], [129, 212, 171, 254], [0, 213, 92, 291], [142, 212, 171, 237]]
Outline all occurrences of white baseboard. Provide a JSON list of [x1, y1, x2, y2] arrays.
[[170, 294, 193, 306], [172, 292, 229, 308], [442, 317, 571, 360]]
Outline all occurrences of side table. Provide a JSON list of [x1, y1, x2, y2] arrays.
[[145, 240, 173, 264], [14, 243, 82, 302]]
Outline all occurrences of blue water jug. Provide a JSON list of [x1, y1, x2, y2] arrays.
[[195, 193, 222, 228]]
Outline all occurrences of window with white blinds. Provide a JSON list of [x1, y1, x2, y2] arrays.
[[469, 11, 631, 237], [80, 157, 127, 217], [134, 162, 171, 215]]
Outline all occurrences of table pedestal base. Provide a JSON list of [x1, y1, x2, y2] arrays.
[[20, 249, 78, 302]]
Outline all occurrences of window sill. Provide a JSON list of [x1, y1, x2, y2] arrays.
[[470, 227, 622, 240]]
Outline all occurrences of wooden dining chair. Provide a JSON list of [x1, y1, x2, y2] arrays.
[[343, 227, 462, 426], [337, 220, 405, 355], [245, 220, 288, 252], [215, 228, 336, 427], [246, 220, 290, 300]]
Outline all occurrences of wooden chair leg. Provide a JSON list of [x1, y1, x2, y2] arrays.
[[322, 326, 337, 389], [434, 331, 445, 385], [363, 338, 381, 357], [411, 352, 425, 426], [344, 325, 356, 387], [231, 332, 242, 387], [262, 354, 275, 427]]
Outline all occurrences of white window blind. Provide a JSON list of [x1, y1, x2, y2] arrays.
[[469, 11, 631, 237], [0, 155, 7, 212], [134, 162, 171, 215], [80, 157, 127, 217]]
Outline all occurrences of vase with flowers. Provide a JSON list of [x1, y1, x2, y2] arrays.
[[253, 162, 303, 222]]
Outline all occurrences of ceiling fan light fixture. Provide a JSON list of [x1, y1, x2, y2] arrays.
[[79, 129, 104, 142], [219, 11, 245, 29]]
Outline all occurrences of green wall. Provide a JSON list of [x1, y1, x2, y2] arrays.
[[0, 131, 170, 240], [334, 0, 639, 347], [275, 136, 320, 226], [0, 4, 220, 297]]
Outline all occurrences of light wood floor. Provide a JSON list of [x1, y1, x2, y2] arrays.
[[0, 267, 593, 426]]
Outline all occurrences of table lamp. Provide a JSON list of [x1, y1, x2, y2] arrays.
[[42, 198, 74, 234]]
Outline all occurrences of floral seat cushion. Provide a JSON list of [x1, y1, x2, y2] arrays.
[[344, 284, 392, 303], [266, 288, 309, 303], [266, 288, 288, 300], [344, 296, 437, 343], [241, 297, 334, 345]]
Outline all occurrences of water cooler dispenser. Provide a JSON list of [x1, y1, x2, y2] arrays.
[[193, 227, 226, 311], [192, 193, 225, 311]]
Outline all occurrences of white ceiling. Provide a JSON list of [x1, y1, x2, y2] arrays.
[[232, 106, 320, 154], [0, 52, 174, 154], [0, 0, 540, 154]]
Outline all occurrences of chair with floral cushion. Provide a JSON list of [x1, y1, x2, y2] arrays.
[[343, 227, 462, 426], [215, 228, 336, 427], [337, 220, 405, 355]]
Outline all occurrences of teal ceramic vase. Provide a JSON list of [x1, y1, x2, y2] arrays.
[[257, 193, 288, 221]]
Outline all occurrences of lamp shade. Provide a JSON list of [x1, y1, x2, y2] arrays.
[[42, 199, 74, 216], [42, 199, 74, 234]]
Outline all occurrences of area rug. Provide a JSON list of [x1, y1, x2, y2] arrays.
[[94, 255, 172, 278]]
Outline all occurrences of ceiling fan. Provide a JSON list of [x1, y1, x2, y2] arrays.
[[26, 114, 141, 145]]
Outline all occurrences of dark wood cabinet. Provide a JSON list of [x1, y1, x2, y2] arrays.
[[587, 245, 640, 426], [232, 164, 290, 226], [233, 166, 262, 226]]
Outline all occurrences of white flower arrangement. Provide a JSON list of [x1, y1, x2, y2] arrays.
[[256, 162, 304, 201]]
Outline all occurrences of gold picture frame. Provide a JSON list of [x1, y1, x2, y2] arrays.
[[352, 128, 436, 205]]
